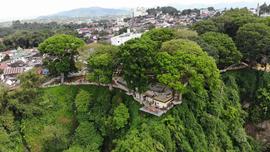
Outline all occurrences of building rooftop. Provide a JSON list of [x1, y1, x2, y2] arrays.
[[3, 67, 24, 75], [145, 84, 174, 103]]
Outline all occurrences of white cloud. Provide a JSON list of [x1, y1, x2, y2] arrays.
[[0, 0, 267, 21]]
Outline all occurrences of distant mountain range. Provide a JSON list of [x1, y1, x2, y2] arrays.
[[38, 7, 130, 19]]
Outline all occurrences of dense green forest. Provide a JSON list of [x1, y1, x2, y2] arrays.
[[1, 8, 270, 152], [0, 76, 261, 152]]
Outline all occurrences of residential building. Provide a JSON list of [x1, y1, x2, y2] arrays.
[[111, 30, 142, 46], [0, 53, 6, 62], [133, 7, 148, 17], [1, 67, 25, 86]]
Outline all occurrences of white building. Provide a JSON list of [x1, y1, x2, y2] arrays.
[[0, 53, 5, 62], [249, 8, 257, 14], [200, 8, 216, 17], [133, 7, 148, 17], [200, 9, 209, 16], [261, 13, 270, 17], [111, 30, 142, 46]]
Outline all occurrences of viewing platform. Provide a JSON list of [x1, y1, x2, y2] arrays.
[[112, 76, 182, 116]]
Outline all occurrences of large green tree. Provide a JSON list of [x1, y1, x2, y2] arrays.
[[73, 122, 103, 150], [213, 8, 260, 37], [87, 44, 119, 84], [113, 129, 166, 152], [236, 23, 270, 66], [160, 39, 202, 54], [119, 37, 158, 91], [38, 34, 85, 81], [192, 20, 219, 35], [198, 32, 242, 68], [113, 103, 129, 130], [75, 90, 91, 117], [156, 39, 220, 94], [142, 28, 175, 46]]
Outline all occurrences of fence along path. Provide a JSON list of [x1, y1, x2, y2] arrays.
[[42, 77, 146, 104]]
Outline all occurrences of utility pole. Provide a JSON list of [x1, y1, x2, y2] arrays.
[[257, 3, 260, 16]]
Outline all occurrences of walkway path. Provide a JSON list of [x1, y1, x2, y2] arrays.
[[42, 76, 182, 116], [220, 63, 270, 73]]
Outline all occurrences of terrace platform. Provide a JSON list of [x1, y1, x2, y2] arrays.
[[140, 106, 165, 117], [140, 103, 174, 117]]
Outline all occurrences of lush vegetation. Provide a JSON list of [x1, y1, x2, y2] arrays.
[[236, 23, 270, 65], [67, 26, 258, 152], [87, 44, 119, 84], [192, 11, 270, 151], [2, 7, 270, 152], [198, 32, 242, 68], [222, 70, 270, 123], [147, 6, 179, 16], [0, 21, 80, 52], [0, 80, 259, 152], [38, 34, 85, 78]]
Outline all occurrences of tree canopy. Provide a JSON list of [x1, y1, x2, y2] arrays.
[[174, 28, 198, 40], [147, 6, 179, 16], [119, 37, 158, 91], [156, 39, 220, 93], [192, 20, 219, 35], [113, 103, 129, 130], [236, 23, 270, 65], [198, 32, 242, 68], [75, 90, 91, 114], [160, 39, 202, 54], [142, 28, 175, 46], [213, 8, 260, 37], [38, 34, 85, 76], [87, 44, 119, 84]]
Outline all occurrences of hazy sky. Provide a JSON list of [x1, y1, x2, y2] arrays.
[[0, 0, 268, 21]]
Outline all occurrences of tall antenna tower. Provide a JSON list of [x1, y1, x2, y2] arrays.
[[129, 8, 135, 31]]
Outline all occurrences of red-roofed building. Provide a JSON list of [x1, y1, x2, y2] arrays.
[[0, 63, 8, 70]]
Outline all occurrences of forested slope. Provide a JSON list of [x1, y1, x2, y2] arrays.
[[0, 74, 260, 152], [1, 81, 256, 152]]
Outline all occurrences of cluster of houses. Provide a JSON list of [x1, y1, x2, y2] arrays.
[[0, 48, 46, 86], [75, 7, 221, 45]]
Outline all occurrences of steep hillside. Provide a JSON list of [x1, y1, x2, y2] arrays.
[[12, 83, 258, 152], [222, 69, 270, 151]]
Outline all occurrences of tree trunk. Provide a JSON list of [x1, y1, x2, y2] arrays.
[[61, 73, 64, 84]]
